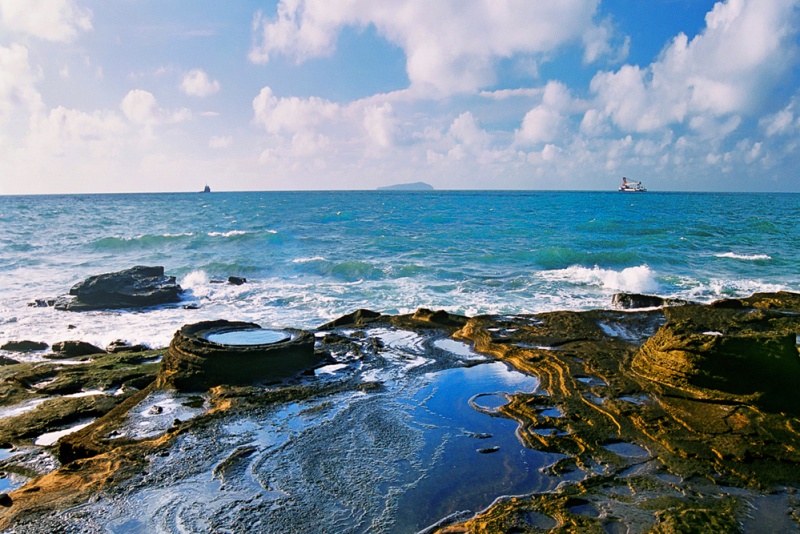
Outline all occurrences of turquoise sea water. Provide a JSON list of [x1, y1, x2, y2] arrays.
[[1, 191, 798, 349]]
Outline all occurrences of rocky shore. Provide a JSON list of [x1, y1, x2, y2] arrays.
[[1, 291, 799, 532]]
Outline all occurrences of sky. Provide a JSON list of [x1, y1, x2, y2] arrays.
[[1, 0, 799, 194]]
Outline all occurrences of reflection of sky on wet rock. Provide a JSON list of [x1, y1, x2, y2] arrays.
[[204, 328, 290, 346], [85, 329, 567, 533]]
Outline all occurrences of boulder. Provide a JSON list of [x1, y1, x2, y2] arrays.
[[228, 276, 247, 285], [160, 320, 320, 391], [51, 340, 107, 358], [318, 309, 382, 330], [631, 305, 800, 412], [0, 356, 19, 366], [106, 340, 149, 353], [0, 340, 48, 352], [55, 266, 183, 311], [411, 308, 469, 327], [612, 293, 692, 310]]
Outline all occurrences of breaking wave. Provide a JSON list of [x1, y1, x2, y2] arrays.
[[540, 265, 660, 294], [714, 252, 772, 261]]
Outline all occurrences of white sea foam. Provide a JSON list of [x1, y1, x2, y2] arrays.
[[714, 252, 772, 261], [540, 265, 659, 294], [292, 256, 327, 263], [207, 230, 248, 237]]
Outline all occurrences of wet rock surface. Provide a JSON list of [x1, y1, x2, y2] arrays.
[[0, 341, 48, 353], [160, 320, 320, 391], [53, 265, 183, 311], [0, 292, 799, 533]]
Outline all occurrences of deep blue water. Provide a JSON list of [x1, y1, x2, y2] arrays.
[[1, 191, 798, 349]]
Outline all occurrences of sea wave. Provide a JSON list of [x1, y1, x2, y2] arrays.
[[207, 230, 249, 238], [540, 265, 659, 294], [714, 252, 772, 261], [91, 233, 195, 249]]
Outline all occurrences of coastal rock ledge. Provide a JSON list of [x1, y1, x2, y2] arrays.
[[54, 265, 183, 311], [160, 320, 319, 391]]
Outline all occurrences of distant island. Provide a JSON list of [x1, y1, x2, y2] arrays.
[[377, 182, 434, 191]]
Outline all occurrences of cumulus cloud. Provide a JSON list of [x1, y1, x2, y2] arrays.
[[180, 69, 220, 97], [27, 106, 127, 157], [249, 0, 608, 95], [588, 0, 798, 134], [363, 103, 395, 149], [252, 86, 339, 135], [0, 44, 43, 122], [515, 81, 575, 145], [120, 89, 191, 126], [760, 99, 800, 136], [0, 0, 92, 42]]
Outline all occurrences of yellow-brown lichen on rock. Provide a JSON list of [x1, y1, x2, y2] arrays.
[[631, 307, 800, 411], [434, 293, 800, 533]]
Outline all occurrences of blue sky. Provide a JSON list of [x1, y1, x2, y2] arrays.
[[1, 0, 799, 193]]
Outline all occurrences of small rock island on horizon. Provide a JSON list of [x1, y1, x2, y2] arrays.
[[377, 181, 434, 191]]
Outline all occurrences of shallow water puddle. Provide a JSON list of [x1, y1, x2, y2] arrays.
[[432, 338, 486, 360], [111, 390, 207, 440], [604, 441, 650, 459], [94, 343, 564, 533], [35, 420, 95, 446]]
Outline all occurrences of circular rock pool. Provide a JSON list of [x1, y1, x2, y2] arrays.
[[203, 328, 291, 346]]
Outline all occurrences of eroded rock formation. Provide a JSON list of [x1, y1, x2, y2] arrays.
[[160, 320, 319, 391]]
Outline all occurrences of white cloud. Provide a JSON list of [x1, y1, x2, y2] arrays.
[[448, 112, 490, 150], [27, 106, 127, 157], [0, 0, 92, 42], [209, 135, 232, 149], [589, 0, 798, 135], [515, 81, 574, 145], [761, 99, 800, 136], [363, 103, 395, 149], [0, 44, 43, 122], [250, 0, 607, 95], [120, 89, 191, 126], [252, 86, 339, 135], [180, 69, 220, 97]]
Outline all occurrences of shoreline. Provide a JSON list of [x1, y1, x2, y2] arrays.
[[1, 291, 799, 531]]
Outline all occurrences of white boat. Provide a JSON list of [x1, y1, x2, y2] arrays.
[[618, 177, 646, 192]]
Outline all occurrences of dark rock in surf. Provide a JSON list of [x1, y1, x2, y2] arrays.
[[227, 276, 247, 285], [55, 266, 183, 311], [318, 309, 382, 330], [51, 340, 106, 358], [411, 308, 469, 327], [27, 299, 55, 308], [0, 356, 19, 366], [612, 293, 692, 310], [106, 340, 149, 353], [0, 340, 48, 352]]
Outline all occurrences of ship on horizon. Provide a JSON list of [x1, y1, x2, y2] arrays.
[[618, 177, 646, 192]]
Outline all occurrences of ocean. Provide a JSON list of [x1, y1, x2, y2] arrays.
[[1, 190, 798, 351]]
